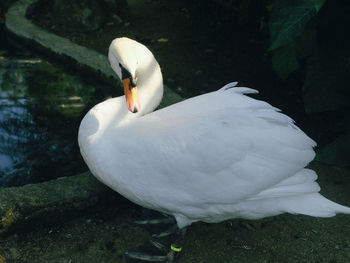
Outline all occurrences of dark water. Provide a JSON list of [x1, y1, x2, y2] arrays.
[[0, 44, 111, 187]]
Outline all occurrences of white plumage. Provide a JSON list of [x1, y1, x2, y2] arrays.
[[78, 37, 350, 229]]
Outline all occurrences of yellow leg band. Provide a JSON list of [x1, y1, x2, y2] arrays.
[[170, 244, 182, 252]]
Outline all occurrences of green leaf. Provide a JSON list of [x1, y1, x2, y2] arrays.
[[313, 0, 326, 12], [269, 0, 319, 51], [271, 43, 299, 79]]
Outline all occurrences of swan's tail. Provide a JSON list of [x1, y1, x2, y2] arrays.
[[245, 169, 350, 218], [283, 192, 350, 217]]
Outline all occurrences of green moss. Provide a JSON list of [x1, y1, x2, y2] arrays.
[[0, 207, 17, 235]]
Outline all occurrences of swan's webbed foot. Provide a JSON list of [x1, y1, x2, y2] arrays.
[[125, 218, 187, 263], [125, 240, 181, 263]]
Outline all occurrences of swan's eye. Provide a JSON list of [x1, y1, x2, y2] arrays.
[[130, 76, 137, 87], [119, 63, 137, 88], [120, 63, 131, 79]]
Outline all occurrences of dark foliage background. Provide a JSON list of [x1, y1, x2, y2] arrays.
[[267, 0, 350, 166]]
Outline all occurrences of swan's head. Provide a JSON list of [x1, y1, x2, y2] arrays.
[[108, 38, 141, 113], [108, 37, 163, 116]]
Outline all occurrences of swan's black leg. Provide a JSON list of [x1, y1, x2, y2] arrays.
[[164, 227, 187, 263]]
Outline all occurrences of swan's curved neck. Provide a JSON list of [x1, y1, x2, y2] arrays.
[[78, 40, 163, 149], [104, 44, 163, 125], [133, 45, 163, 118]]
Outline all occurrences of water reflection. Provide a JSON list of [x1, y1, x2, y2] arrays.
[[0, 53, 104, 187]]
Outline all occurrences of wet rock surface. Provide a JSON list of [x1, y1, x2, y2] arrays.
[[0, 172, 125, 237]]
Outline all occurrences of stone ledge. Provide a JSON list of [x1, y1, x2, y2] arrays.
[[6, 0, 115, 82], [0, 172, 126, 237]]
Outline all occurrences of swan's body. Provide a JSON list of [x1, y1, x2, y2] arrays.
[[78, 37, 350, 229]]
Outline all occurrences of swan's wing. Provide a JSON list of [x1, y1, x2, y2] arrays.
[[113, 90, 316, 209], [154, 85, 273, 119]]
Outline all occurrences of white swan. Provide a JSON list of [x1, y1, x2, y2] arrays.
[[78, 37, 350, 259]]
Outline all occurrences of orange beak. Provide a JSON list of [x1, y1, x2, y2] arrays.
[[123, 78, 141, 113]]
